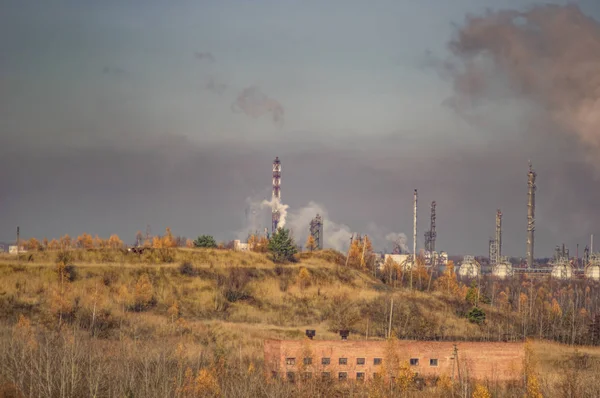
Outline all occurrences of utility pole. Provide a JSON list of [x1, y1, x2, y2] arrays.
[[16, 226, 20, 263], [387, 298, 394, 339], [412, 189, 417, 290]]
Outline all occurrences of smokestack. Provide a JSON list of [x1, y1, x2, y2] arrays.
[[413, 189, 418, 265], [592, 234, 594, 254], [526, 162, 536, 269], [272, 156, 281, 233], [495, 209, 502, 263]]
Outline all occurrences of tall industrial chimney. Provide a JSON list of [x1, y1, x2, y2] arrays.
[[424, 201, 436, 253], [272, 157, 281, 233], [526, 162, 536, 269], [495, 209, 502, 263], [413, 189, 418, 265]]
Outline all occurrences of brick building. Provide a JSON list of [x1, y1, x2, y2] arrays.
[[264, 338, 524, 383]]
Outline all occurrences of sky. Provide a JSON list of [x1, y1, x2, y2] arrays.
[[1, 0, 600, 257]]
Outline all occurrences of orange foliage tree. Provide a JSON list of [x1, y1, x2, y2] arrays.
[[108, 235, 123, 250], [76, 233, 94, 249]]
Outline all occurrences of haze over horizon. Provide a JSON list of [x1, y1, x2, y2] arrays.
[[2, 0, 600, 257]]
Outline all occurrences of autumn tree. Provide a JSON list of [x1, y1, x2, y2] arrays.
[[305, 235, 317, 252], [185, 239, 194, 248], [108, 234, 123, 250], [48, 239, 60, 250], [133, 274, 155, 311], [434, 260, 462, 298], [76, 233, 94, 249], [346, 238, 362, 268], [297, 267, 311, 290], [59, 234, 72, 250], [472, 384, 492, 398], [24, 237, 40, 251]]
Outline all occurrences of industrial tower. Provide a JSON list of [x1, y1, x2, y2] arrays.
[[310, 214, 324, 250], [495, 209, 502, 263], [526, 162, 536, 269], [413, 189, 418, 265], [424, 201, 436, 253], [272, 156, 281, 233]]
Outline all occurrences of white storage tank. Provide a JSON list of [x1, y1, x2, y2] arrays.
[[551, 260, 573, 280], [585, 254, 600, 281], [458, 255, 480, 278], [492, 259, 513, 279]]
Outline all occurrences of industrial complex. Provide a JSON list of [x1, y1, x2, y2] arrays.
[[232, 156, 600, 282]]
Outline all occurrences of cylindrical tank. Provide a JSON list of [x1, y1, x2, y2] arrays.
[[492, 261, 513, 279], [458, 255, 480, 278], [551, 261, 573, 280], [585, 254, 600, 281]]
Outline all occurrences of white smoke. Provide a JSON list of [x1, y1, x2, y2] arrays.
[[261, 196, 289, 228], [286, 201, 353, 252], [385, 232, 409, 253]]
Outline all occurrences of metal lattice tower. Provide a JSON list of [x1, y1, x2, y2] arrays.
[[526, 162, 536, 269], [424, 201, 436, 253], [489, 238, 497, 264], [495, 209, 502, 264], [309, 214, 324, 250], [272, 156, 281, 233]]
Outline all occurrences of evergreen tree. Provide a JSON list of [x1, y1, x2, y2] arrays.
[[194, 235, 217, 248], [268, 228, 297, 263]]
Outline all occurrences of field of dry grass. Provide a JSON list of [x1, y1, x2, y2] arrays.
[[1, 248, 599, 396]]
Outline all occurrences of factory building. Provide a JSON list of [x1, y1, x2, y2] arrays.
[[457, 256, 481, 278], [265, 337, 524, 383]]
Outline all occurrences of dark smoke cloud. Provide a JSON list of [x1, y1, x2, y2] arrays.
[[440, 4, 600, 169], [194, 52, 215, 63], [231, 86, 284, 127]]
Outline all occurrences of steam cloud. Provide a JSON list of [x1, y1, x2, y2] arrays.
[[231, 86, 285, 127], [261, 196, 289, 229], [237, 199, 353, 252], [385, 232, 409, 253], [441, 4, 600, 168]]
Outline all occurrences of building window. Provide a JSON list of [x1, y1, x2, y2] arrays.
[[286, 372, 295, 382], [339, 358, 347, 365], [356, 372, 365, 381], [322, 357, 330, 365], [322, 372, 330, 379], [286, 358, 296, 366], [410, 358, 419, 366], [303, 357, 312, 365], [374, 358, 382, 365], [430, 358, 438, 366], [302, 372, 312, 380], [357, 358, 365, 365], [338, 372, 348, 381]]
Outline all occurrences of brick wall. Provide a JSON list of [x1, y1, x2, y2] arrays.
[[264, 339, 524, 382]]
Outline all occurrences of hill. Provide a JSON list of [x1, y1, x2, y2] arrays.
[[0, 248, 599, 397]]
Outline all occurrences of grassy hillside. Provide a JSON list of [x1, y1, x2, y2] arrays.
[[0, 248, 599, 397]]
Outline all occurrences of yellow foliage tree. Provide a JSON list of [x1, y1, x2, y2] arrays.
[[48, 239, 60, 250], [134, 274, 154, 311], [305, 235, 317, 252], [14, 314, 37, 351], [382, 256, 401, 286], [523, 339, 543, 398], [247, 234, 257, 251], [76, 233, 94, 249], [59, 234, 71, 250], [108, 234, 123, 250], [472, 383, 491, 398], [297, 267, 311, 290], [346, 238, 363, 269], [177, 366, 220, 398], [433, 261, 462, 298], [25, 237, 40, 251], [162, 227, 177, 248], [185, 239, 194, 248], [255, 236, 269, 253], [42, 237, 49, 249]]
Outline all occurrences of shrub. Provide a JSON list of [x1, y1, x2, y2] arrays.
[[179, 262, 197, 277], [467, 306, 486, 324], [64, 265, 78, 282]]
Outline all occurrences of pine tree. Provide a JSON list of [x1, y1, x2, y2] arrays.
[[268, 228, 297, 263]]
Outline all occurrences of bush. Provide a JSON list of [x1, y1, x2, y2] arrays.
[[220, 268, 252, 302], [64, 265, 78, 282], [467, 306, 486, 324], [179, 262, 197, 276]]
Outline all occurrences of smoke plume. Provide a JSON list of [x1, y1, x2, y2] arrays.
[[385, 232, 409, 253], [261, 196, 289, 228], [442, 4, 600, 168], [231, 86, 284, 127]]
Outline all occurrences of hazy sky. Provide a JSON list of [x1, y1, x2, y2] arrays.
[[2, 0, 600, 257]]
